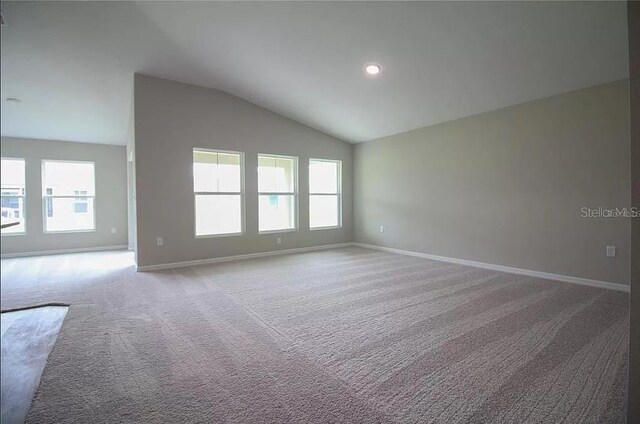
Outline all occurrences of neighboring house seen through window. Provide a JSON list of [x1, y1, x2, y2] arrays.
[[1, 157, 26, 235], [42, 160, 96, 232]]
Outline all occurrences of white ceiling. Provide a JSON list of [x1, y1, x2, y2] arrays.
[[0, 1, 629, 146]]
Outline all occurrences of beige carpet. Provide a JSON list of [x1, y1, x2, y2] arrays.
[[0, 247, 629, 423]]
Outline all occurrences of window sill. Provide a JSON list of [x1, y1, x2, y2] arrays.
[[44, 229, 96, 234], [195, 232, 244, 239], [259, 228, 297, 235], [1, 231, 26, 237], [310, 225, 342, 231]]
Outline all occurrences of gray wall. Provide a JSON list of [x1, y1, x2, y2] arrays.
[[628, 1, 639, 421], [0, 137, 128, 255], [354, 80, 630, 284], [134, 74, 353, 267]]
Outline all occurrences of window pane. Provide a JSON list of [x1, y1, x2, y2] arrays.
[[275, 158, 295, 192], [310, 195, 339, 228], [217, 153, 241, 192], [0, 196, 25, 234], [259, 194, 295, 232], [193, 150, 241, 193], [1, 158, 26, 191], [258, 155, 295, 193], [310, 160, 339, 194], [44, 197, 95, 232], [43, 161, 95, 196], [258, 156, 277, 192], [193, 151, 218, 192], [195, 194, 242, 236]]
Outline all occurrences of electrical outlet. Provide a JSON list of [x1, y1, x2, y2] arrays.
[[156, 237, 164, 246], [111, 227, 117, 234], [277, 237, 282, 245], [606, 246, 616, 257], [379, 225, 384, 233]]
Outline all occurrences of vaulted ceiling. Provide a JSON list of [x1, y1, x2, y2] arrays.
[[0, 1, 629, 145]]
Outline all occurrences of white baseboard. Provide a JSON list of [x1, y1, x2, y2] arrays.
[[1, 245, 129, 259], [136, 242, 354, 272], [16, 240, 624, 293], [353, 243, 630, 293]]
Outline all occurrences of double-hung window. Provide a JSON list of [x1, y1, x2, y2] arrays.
[[258, 154, 297, 233], [1, 158, 26, 235], [309, 159, 342, 229], [193, 149, 243, 237], [42, 160, 96, 232]]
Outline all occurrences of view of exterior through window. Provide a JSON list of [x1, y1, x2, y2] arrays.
[[42, 160, 96, 232], [5, 152, 340, 239], [258, 154, 297, 232], [1, 158, 26, 234], [309, 159, 341, 229], [193, 149, 243, 236]]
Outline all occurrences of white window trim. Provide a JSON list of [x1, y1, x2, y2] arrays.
[[41, 159, 97, 234], [1, 156, 27, 236], [309, 158, 342, 230], [258, 153, 299, 234], [193, 148, 245, 239]]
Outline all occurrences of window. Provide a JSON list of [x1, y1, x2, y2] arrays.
[[309, 159, 341, 229], [42, 161, 95, 232], [1, 158, 26, 235], [193, 149, 243, 237], [258, 154, 297, 232]]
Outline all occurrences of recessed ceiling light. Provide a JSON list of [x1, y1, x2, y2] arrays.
[[6, 97, 21, 103], [365, 64, 381, 76]]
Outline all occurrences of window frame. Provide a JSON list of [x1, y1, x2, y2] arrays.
[[309, 158, 342, 230], [257, 153, 299, 234], [41, 159, 97, 234], [193, 148, 245, 239], [0, 157, 27, 236]]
